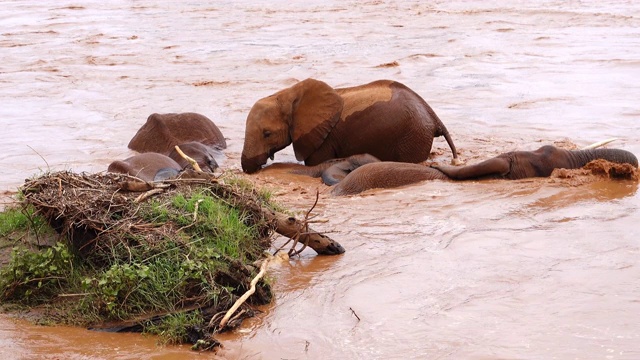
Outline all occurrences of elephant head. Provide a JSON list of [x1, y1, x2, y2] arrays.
[[241, 79, 344, 173]]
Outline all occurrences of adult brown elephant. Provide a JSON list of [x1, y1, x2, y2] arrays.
[[433, 145, 638, 180], [107, 153, 182, 182], [240, 78, 459, 173]]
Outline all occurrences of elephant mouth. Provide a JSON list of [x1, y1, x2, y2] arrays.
[[242, 145, 289, 173], [268, 143, 290, 161]]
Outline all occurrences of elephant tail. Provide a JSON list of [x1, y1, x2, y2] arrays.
[[434, 116, 458, 161]]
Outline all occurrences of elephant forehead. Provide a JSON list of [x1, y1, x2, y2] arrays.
[[339, 86, 393, 120]]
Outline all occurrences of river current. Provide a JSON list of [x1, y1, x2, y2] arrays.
[[1, 1, 639, 359]]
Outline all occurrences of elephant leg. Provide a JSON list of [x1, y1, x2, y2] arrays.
[[322, 162, 353, 185], [434, 157, 511, 180]]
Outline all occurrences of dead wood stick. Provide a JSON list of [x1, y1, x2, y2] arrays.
[[174, 145, 202, 172], [193, 199, 203, 221], [349, 307, 361, 321], [216, 255, 270, 330], [134, 188, 165, 203]]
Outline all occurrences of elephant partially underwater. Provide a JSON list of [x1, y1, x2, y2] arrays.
[[128, 112, 227, 171], [129, 112, 227, 154], [331, 162, 449, 196], [107, 153, 182, 182], [256, 154, 381, 185], [433, 145, 638, 180], [329, 145, 639, 196], [241, 78, 459, 173]]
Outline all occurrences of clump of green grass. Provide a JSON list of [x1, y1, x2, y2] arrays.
[[0, 204, 52, 239], [145, 311, 205, 345]]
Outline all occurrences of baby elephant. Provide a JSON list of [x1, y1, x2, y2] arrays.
[[433, 145, 638, 180], [107, 153, 182, 182], [331, 162, 449, 196]]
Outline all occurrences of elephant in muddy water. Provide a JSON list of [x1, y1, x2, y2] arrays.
[[256, 154, 381, 185], [128, 112, 227, 155], [330, 145, 639, 196], [331, 162, 450, 196], [283, 153, 380, 185], [433, 145, 639, 180], [107, 153, 182, 182], [240, 78, 459, 173]]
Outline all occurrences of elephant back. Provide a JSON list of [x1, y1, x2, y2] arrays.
[[331, 162, 449, 196], [128, 112, 227, 155], [107, 153, 182, 182]]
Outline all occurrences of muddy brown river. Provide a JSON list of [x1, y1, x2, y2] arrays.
[[1, 1, 639, 359]]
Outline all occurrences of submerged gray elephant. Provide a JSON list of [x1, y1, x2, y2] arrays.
[[331, 162, 449, 196], [330, 145, 639, 196], [433, 145, 638, 180], [107, 153, 182, 182], [128, 112, 227, 154], [241, 78, 459, 173], [257, 154, 381, 185], [127, 112, 226, 171]]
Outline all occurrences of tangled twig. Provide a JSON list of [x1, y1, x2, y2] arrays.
[[274, 189, 320, 257]]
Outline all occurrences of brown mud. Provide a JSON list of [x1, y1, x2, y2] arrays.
[[1, 1, 640, 359]]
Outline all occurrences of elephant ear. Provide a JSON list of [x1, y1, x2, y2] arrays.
[[282, 79, 343, 162]]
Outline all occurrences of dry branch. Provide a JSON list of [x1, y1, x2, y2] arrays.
[[174, 145, 202, 172], [215, 255, 271, 330]]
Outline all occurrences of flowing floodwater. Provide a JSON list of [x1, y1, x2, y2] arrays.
[[1, 1, 639, 359]]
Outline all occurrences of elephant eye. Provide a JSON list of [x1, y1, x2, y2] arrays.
[[263, 130, 271, 138]]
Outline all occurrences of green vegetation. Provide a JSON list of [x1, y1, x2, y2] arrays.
[[0, 172, 277, 349], [0, 204, 53, 241]]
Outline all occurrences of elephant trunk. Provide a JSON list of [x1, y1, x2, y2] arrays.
[[241, 153, 267, 173], [571, 148, 639, 168]]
